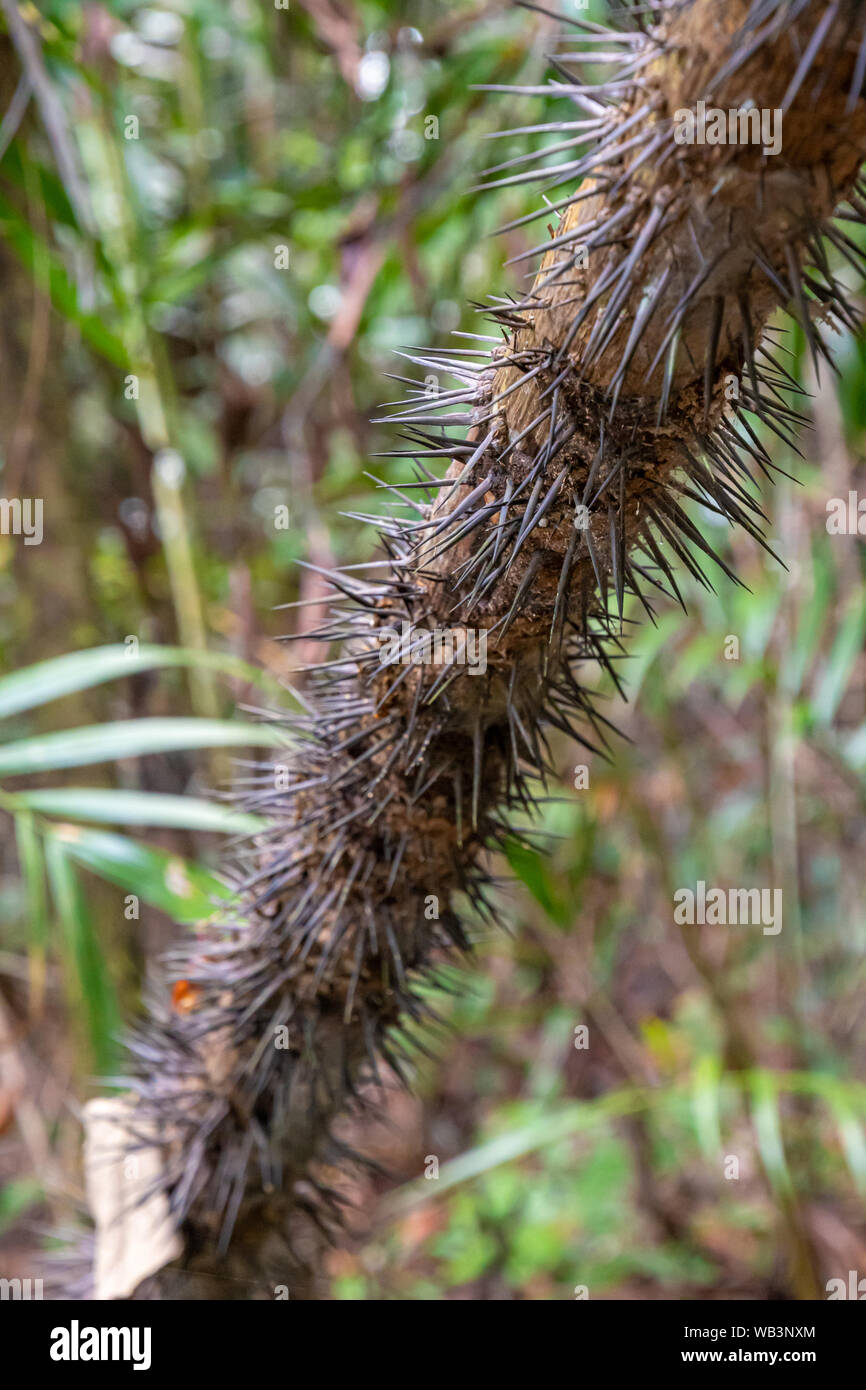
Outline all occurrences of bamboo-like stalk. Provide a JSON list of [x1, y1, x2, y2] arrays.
[[75, 106, 221, 731]]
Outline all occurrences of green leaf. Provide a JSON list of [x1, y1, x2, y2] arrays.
[[826, 1087, 866, 1196], [0, 1178, 43, 1237], [51, 824, 230, 922], [0, 718, 288, 775], [625, 610, 683, 701], [0, 643, 285, 720], [14, 811, 48, 952], [0, 189, 128, 366], [44, 836, 119, 1072], [748, 1070, 793, 1197], [810, 592, 866, 727], [780, 548, 832, 697], [504, 837, 569, 928], [387, 1087, 649, 1213], [691, 1054, 724, 1161], [13, 788, 266, 834]]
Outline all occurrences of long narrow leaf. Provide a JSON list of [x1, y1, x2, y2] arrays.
[[44, 835, 119, 1072], [13, 788, 266, 834], [52, 824, 231, 922], [810, 592, 866, 727], [0, 718, 287, 775], [826, 1086, 866, 1197], [691, 1053, 724, 1161], [14, 810, 48, 1015], [0, 643, 286, 720], [748, 1069, 793, 1198], [0, 188, 126, 365], [386, 1087, 650, 1212]]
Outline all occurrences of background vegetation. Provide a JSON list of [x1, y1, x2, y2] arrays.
[[0, 0, 864, 1300]]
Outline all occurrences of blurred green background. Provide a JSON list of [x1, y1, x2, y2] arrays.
[[0, 0, 864, 1300]]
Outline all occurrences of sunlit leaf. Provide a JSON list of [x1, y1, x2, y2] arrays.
[[13, 788, 266, 834], [0, 718, 287, 775], [748, 1070, 793, 1198], [51, 823, 230, 922], [0, 643, 286, 720], [691, 1054, 724, 1161], [826, 1087, 866, 1196]]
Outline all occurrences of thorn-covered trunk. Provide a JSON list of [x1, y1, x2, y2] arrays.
[[84, 0, 866, 1300]]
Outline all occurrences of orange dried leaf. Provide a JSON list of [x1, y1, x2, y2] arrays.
[[171, 979, 201, 1014]]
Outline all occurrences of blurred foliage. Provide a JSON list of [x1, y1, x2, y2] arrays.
[[0, 0, 864, 1299], [0, 644, 284, 1068]]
